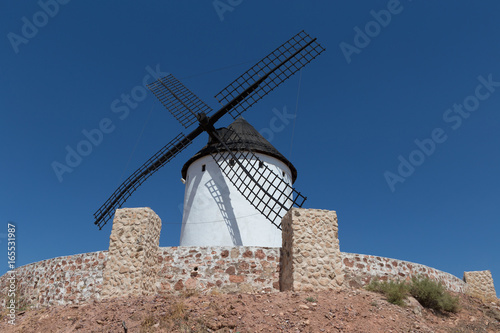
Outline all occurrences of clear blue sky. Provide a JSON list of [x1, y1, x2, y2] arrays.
[[1, 1, 499, 296]]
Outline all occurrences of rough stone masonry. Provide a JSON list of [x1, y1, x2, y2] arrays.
[[102, 207, 346, 298], [280, 208, 344, 291], [464, 270, 498, 302], [101, 207, 162, 298], [1, 207, 497, 308]]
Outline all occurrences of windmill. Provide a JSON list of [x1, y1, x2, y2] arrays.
[[94, 31, 325, 240]]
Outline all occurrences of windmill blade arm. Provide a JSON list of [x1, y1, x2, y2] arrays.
[[147, 74, 213, 129], [213, 31, 325, 121], [94, 131, 197, 229], [207, 129, 306, 229]]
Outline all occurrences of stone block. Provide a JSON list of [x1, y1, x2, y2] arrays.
[[101, 207, 162, 299], [280, 208, 344, 291], [464, 270, 498, 301]]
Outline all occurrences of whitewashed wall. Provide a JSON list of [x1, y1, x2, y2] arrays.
[[180, 152, 292, 247]]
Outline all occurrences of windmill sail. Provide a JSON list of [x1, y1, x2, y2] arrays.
[[94, 133, 193, 229], [206, 127, 306, 229], [214, 30, 325, 119], [147, 74, 213, 129]]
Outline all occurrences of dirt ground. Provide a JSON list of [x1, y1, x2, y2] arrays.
[[1, 288, 499, 333]]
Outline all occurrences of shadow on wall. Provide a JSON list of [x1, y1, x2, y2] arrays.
[[179, 168, 203, 242], [206, 176, 243, 246]]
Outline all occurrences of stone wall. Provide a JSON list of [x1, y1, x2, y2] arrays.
[[1, 207, 497, 309], [101, 208, 162, 298], [156, 247, 280, 294], [464, 270, 497, 301], [281, 208, 344, 291], [342, 252, 467, 293], [0, 247, 280, 309], [1, 248, 488, 309], [0, 251, 107, 308]]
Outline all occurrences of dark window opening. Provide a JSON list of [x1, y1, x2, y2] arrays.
[[259, 161, 264, 168], [229, 158, 235, 167], [282, 171, 286, 177], [202, 164, 206, 172]]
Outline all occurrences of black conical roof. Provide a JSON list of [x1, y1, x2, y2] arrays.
[[181, 117, 297, 183]]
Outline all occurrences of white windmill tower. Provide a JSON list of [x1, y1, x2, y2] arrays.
[[93, 31, 325, 244], [179, 117, 298, 247]]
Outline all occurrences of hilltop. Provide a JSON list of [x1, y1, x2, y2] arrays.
[[1, 288, 499, 332]]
